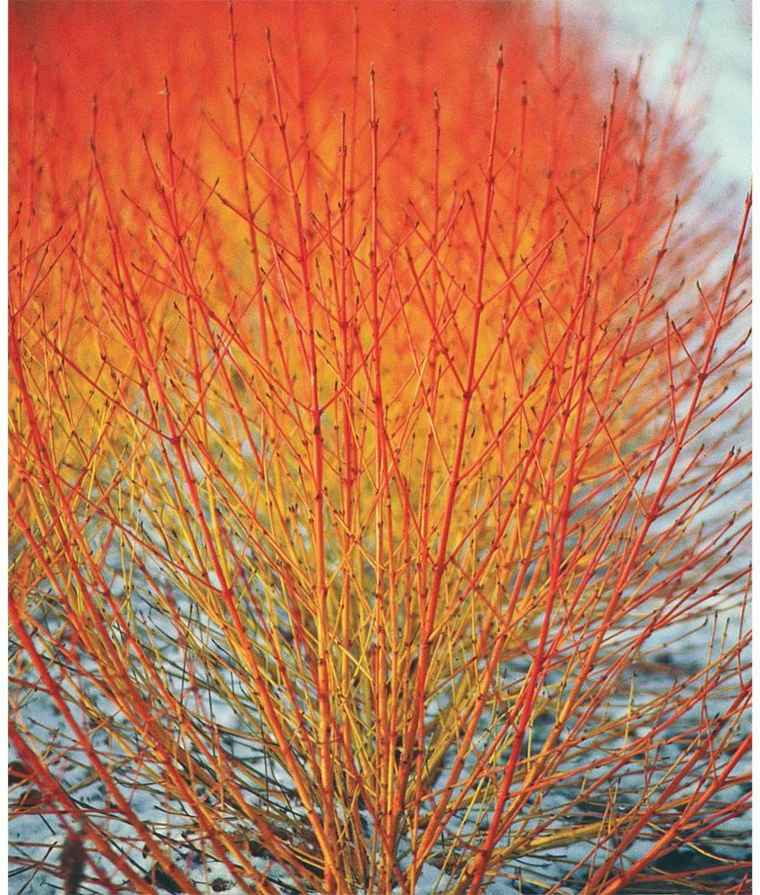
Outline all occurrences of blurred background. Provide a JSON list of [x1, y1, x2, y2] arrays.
[[551, 0, 751, 200]]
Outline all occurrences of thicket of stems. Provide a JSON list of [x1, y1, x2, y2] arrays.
[[9, 3, 750, 894]]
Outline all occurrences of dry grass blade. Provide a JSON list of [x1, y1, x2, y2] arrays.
[[60, 832, 86, 895]]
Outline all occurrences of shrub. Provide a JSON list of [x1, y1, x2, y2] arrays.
[[9, 2, 750, 894]]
